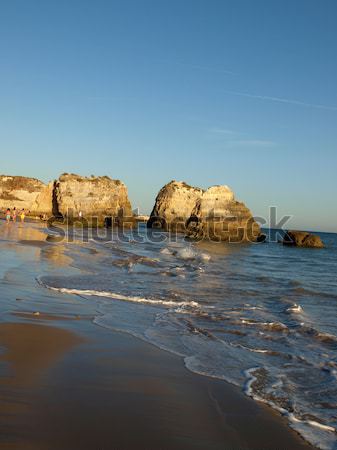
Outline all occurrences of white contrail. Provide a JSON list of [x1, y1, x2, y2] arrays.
[[224, 90, 337, 111]]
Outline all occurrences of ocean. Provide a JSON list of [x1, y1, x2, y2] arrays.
[[34, 225, 337, 449]]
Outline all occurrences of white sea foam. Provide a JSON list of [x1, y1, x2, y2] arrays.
[[289, 414, 336, 433], [40, 282, 200, 308], [244, 367, 262, 397], [175, 247, 211, 262], [244, 367, 337, 449], [286, 303, 303, 313], [160, 247, 173, 255], [241, 319, 288, 331], [176, 247, 198, 260], [236, 344, 270, 354]]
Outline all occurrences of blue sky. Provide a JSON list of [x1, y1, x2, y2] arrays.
[[1, 0, 336, 231]]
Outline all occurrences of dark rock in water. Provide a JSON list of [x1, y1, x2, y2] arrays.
[[283, 231, 324, 248], [257, 233, 267, 243]]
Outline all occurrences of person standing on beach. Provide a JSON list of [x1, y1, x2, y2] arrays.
[[12, 207, 17, 222], [20, 209, 25, 223], [6, 208, 11, 223]]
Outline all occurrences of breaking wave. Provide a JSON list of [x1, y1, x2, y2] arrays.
[[38, 278, 200, 308]]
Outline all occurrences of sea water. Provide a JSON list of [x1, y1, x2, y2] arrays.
[[27, 225, 337, 449]]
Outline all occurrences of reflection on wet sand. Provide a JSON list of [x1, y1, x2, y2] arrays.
[[1, 221, 46, 242], [0, 221, 72, 267]]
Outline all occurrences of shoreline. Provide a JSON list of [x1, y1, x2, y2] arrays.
[[0, 222, 315, 449]]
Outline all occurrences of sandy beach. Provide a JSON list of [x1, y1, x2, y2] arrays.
[[0, 222, 314, 449]]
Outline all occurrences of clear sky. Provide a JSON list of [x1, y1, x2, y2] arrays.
[[1, 0, 336, 231]]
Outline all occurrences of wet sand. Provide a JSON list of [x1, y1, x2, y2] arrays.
[[0, 319, 313, 450], [0, 221, 314, 449], [0, 322, 83, 449]]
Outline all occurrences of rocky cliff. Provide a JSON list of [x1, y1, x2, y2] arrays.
[[54, 173, 132, 219], [148, 181, 261, 242], [32, 182, 55, 215], [147, 181, 203, 231], [186, 185, 260, 242], [1, 173, 133, 223], [0, 175, 49, 214]]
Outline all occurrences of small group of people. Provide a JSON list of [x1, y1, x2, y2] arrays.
[[4, 207, 26, 224]]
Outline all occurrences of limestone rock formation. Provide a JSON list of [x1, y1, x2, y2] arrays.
[[148, 180, 261, 242], [54, 173, 132, 219], [32, 182, 54, 215], [1, 173, 133, 225], [0, 175, 50, 214], [283, 231, 324, 248], [186, 185, 260, 242], [147, 181, 203, 231]]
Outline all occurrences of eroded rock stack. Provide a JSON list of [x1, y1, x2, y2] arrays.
[[148, 181, 261, 242], [186, 185, 260, 242], [54, 173, 132, 219], [147, 181, 203, 231]]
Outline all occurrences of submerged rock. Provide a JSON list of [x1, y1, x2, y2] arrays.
[[148, 180, 261, 242], [283, 231, 324, 248]]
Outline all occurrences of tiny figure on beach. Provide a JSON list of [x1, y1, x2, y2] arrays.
[[12, 207, 17, 222], [20, 209, 25, 223], [6, 208, 11, 223], [79, 210, 82, 219]]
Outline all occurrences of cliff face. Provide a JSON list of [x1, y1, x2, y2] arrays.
[[147, 181, 203, 231], [0, 175, 49, 213], [186, 185, 260, 242], [54, 174, 132, 218], [0, 174, 133, 222], [32, 182, 54, 215], [148, 181, 261, 242]]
